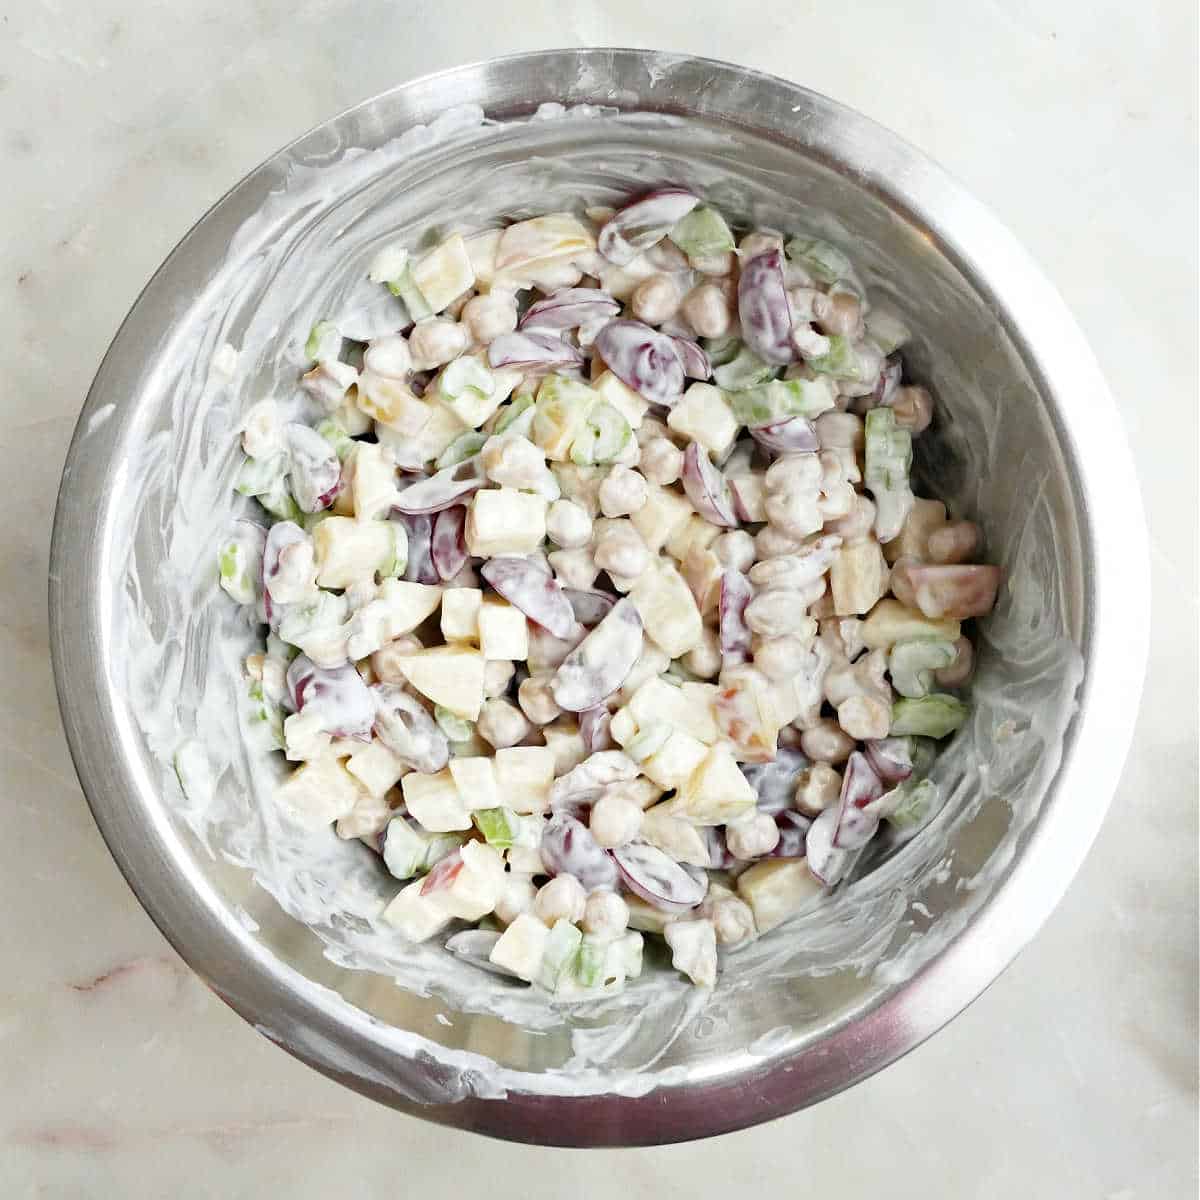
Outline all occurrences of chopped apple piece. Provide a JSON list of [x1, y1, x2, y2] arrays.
[[397, 645, 486, 720]]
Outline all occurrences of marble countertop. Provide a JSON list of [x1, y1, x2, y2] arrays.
[[3, 1, 1196, 1194]]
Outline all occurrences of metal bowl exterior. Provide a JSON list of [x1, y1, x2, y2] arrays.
[[48, 49, 1148, 1145]]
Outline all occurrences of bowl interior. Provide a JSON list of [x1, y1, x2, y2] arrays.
[[54, 52, 1112, 1141]]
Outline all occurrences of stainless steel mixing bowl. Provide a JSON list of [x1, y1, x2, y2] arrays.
[[49, 49, 1149, 1144]]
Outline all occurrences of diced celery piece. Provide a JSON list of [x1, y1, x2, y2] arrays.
[[383, 818, 431, 880], [864, 407, 914, 538], [702, 334, 742, 367], [435, 705, 475, 744], [570, 402, 631, 465], [472, 806, 522, 849], [891, 694, 968, 739], [712, 344, 778, 391], [865, 309, 911, 355], [439, 355, 492, 401], [575, 937, 608, 988], [235, 454, 288, 498], [217, 537, 258, 606], [436, 430, 488, 470], [785, 235, 852, 285], [316, 419, 355, 461], [907, 736, 938, 778], [728, 376, 837, 426], [258, 477, 301, 522], [368, 242, 409, 285], [493, 391, 536, 438], [246, 679, 284, 749], [889, 639, 958, 699], [305, 320, 341, 363], [669, 205, 735, 258], [882, 778, 941, 831], [424, 833, 465, 869], [806, 334, 862, 380], [533, 376, 599, 460], [387, 266, 434, 322], [538, 919, 583, 991]]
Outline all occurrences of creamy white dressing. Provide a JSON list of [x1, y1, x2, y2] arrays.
[[110, 98, 1083, 1100]]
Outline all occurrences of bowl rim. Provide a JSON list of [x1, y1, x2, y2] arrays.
[[48, 47, 1150, 1145]]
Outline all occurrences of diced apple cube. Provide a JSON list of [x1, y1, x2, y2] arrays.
[[426, 841, 506, 921], [464, 229, 502, 285], [624, 895, 673, 935], [397, 645, 486, 719], [374, 578, 443, 636], [489, 911, 550, 982], [402, 768, 472, 832], [541, 719, 588, 776], [538, 919, 584, 991], [609, 706, 637, 746], [681, 543, 724, 616], [860, 598, 961, 650], [665, 514, 721, 562], [412, 234, 476, 313], [728, 473, 766, 522], [630, 486, 693, 553], [593, 370, 648, 430], [478, 596, 529, 661], [345, 739, 408, 797], [831, 540, 888, 616], [466, 489, 548, 556], [641, 729, 709, 789], [736, 859, 824, 933], [626, 677, 719, 744], [356, 374, 432, 434], [351, 442, 399, 521], [667, 383, 738, 457], [883, 497, 948, 564], [313, 517, 395, 588], [273, 757, 365, 830], [335, 789, 396, 839], [671, 744, 756, 825], [448, 755, 500, 811], [640, 803, 712, 865], [381, 878, 453, 942], [630, 561, 704, 658], [494, 745, 556, 814], [441, 587, 482, 643], [409, 403, 471, 464]]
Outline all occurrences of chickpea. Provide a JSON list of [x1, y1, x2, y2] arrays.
[[533, 874, 587, 926], [582, 890, 630, 938], [681, 282, 733, 339], [934, 636, 975, 688], [794, 763, 843, 815], [407, 318, 469, 370], [589, 792, 643, 848], [708, 893, 756, 946], [370, 635, 423, 683], [546, 498, 593, 549], [726, 811, 781, 860], [482, 659, 515, 698], [598, 465, 649, 518], [494, 874, 536, 926], [462, 290, 518, 345], [738, 230, 784, 259], [755, 524, 807, 560], [476, 698, 531, 749], [791, 323, 832, 361], [689, 250, 735, 277], [712, 528, 756, 573], [745, 590, 816, 638], [481, 432, 548, 489], [547, 547, 599, 591], [889, 385, 934, 434], [631, 274, 682, 325], [754, 631, 817, 680], [800, 719, 856, 764], [639, 437, 684, 486], [518, 674, 562, 726], [816, 289, 862, 337], [646, 239, 690, 272], [927, 520, 981, 565], [593, 520, 650, 578]]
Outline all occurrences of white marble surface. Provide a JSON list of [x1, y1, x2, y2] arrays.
[[3, 1, 1196, 1194]]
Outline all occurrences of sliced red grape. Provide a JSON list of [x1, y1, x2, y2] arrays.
[[487, 331, 585, 370], [579, 705, 615, 753], [541, 812, 619, 891], [804, 805, 852, 885], [371, 683, 450, 773], [770, 810, 813, 859], [550, 750, 639, 810], [719, 569, 753, 664], [286, 423, 342, 512], [728, 476, 762, 524], [262, 520, 309, 627], [612, 842, 707, 913], [391, 512, 438, 584], [682, 442, 737, 528], [738, 249, 795, 366], [666, 334, 713, 381], [749, 416, 820, 453], [597, 189, 700, 266], [563, 588, 616, 627], [481, 556, 574, 639], [864, 737, 914, 785], [431, 506, 468, 581], [519, 287, 620, 332], [593, 319, 685, 406], [832, 751, 885, 850], [551, 597, 644, 712], [740, 747, 808, 814], [285, 654, 375, 739], [393, 456, 486, 515], [420, 849, 464, 895], [701, 826, 735, 869], [873, 354, 902, 406]]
